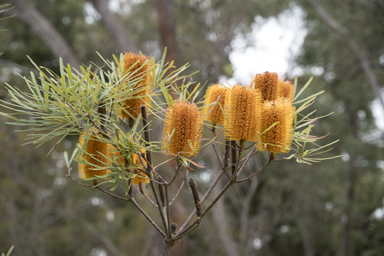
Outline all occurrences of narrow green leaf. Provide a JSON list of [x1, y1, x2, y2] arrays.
[[293, 77, 313, 102]]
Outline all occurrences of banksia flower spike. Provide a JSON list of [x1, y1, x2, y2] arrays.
[[257, 98, 295, 154], [203, 83, 227, 125], [78, 130, 111, 180], [162, 100, 203, 157], [252, 71, 279, 101], [278, 79, 295, 102], [120, 52, 152, 121], [225, 85, 261, 143]]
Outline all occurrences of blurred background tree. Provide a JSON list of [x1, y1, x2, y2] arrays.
[[1, 0, 384, 255]]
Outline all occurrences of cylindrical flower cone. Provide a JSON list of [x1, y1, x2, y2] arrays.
[[224, 85, 261, 142], [162, 100, 203, 157], [78, 130, 111, 180], [203, 83, 227, 125], [257, 98, 295, 154], [120, 52, 152, 121], [278, 79, 295, 102], [252, 71, 279, 101]]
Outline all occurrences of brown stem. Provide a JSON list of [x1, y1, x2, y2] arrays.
[[169, 179, 185, 206], [66, 173, 165, 236], [177, 168, 225, 235], [139, 185, 159, 208], [231, 141, 237, 175], [175, 178, 235, 240], [224, 139, 230, 167], [188, 178, 202, 220], [235, 156, 273, 183], [161, 240, 175, 256], [141, 105, 168, 233]]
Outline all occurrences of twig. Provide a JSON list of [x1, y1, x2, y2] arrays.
[[131, 197, 166, 237], [231, 141, 237, 175], [165, 185, 171, 238], [141, 105, 168, 233], [176, 177, 235, 240], [66, 173, 165, 236], [235, 156, 273, 183], [177, 168, 225, 234], [235, 147, 256, 178], [139, 185, 158, 208], [165, 163, 181, 186], [188, 178, 202, 221], [169, 179, 185, 206]]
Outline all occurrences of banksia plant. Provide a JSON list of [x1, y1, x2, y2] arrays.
[[225, 85, 261, 143], [120, 52, 152, 120], [257, 98, 295, 154], [0, 51, 340, 256], [278, 79, 295, 102], [162, 100, 203, 157], [78, 130, 111, 180], [203, 83, 227, 125], [252, 71, 279, 101]]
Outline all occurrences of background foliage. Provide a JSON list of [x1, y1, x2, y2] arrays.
[[1, 0, 384, 255]]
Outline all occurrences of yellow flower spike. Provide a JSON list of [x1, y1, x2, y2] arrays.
[[203, 83, 227, 125], [225, 85, 261, 142], [252, 71, 279, 101], [257, 98, 295, 154], [162, 100, 203, 157], [78, 130, 111, 180], [120, 52, 152, 121], [278, 79, 295, 102]]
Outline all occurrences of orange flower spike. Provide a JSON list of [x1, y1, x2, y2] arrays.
[[278, 79, 295, 102], [252, 71, 279, 101], [162, 100, 203, 157], [78, 130, 111, 180], [257, 98, 295, 154], [225, 85, 261, 142], [203, 83, 227, 125], [120, 52, 152, 120]]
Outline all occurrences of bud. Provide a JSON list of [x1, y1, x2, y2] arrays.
[[78, 130, 110, 180], [203, 83, 227, 125], [278, 79, 295, 102], [162, 100, 203, 157], [225, 85, 261, 142], [120, 52, 152, 120], [257, 98, 295, 154], [252, 71, 279, 101]]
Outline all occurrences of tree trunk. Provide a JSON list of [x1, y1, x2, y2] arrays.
[[90, 0, 138, 53], [155, 0, 179, 66], [309, 0, 384, 115], [9, 0, 81, 68]]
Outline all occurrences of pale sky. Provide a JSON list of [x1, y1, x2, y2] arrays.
[[222, 5, 306, 86]]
